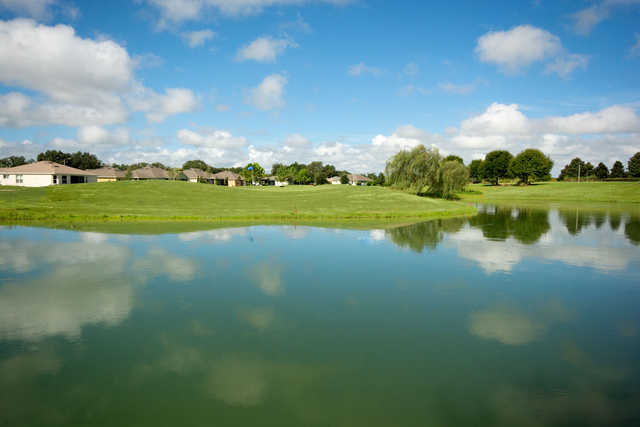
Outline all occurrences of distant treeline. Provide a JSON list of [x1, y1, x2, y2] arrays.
[[557, 154, 640, 180]]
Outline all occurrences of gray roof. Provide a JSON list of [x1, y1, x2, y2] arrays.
[[0, 161, 98, 176], [183, 168, 212, 180], [87, 167, 126, 178], [211, 170, 243, 180], [131, 166, 169, 179], [348, 173, 371, 182]]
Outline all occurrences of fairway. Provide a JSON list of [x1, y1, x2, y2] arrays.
[[0, 181, 474, 225], [462, 181, 640, 204]]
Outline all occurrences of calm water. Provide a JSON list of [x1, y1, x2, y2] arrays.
[[1, 205, 640, 426]]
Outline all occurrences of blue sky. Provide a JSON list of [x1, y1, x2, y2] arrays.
[[0, 0, 639, 173]]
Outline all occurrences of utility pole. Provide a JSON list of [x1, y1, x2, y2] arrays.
[[578, 163, 581, 183]]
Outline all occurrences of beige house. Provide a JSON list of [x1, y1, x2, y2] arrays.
[[212, 170, 244, 186], [131, 166, 169, 180], [87, 167, 126, 182], [0, 161, 98, 187], [183, 168, 213, 183], [327, 174, 371, 186], [262, 176, 288, 187]]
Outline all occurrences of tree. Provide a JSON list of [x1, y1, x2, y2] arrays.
[[445, 155, 464, 164], [610, 160, 625, 178], [307, 161, 324, 184], [37, 150, 72, 165], [0, 156, 27, 168], [385, 145, 441, 194], [340, 174, 350, 184], [481, 150, 513, 185], [468, 159, 483, 183], [594, 162, 609, 179], [509, 149, 553, 185], [241, 162, 265, 184], [584, 162, 594, 178], [37, 150, 102, 169], [435, 161, 469, 199], [182, 160, 210, 171], [628, 152, 640, 178], [558, 157, 585, 181], [296, 168, 312, 184]]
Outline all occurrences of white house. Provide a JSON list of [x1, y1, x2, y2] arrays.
[[0, 161, 98, 187], [327, 174, 371, 185], [262, 176, 289, 187]]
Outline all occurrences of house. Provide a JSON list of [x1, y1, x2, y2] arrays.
[[0, 161, 98, 187], [347, 174, 372, 186], [262, 176, 288, 187], [183, 168, 213, 183], [212, 170, 244, 186], [131, 166, 169, 180], [327, 174, 371, 185], [87, 167, 126, 182]]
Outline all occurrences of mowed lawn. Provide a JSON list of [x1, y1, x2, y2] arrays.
[[461, 181, 640, 204], [0, 181, 474, 223]]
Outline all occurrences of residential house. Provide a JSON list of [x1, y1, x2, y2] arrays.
[[87, 167, 126, 182], [0, 161, 98, 187], [131, 166, 169, 180], [183, 168, 213, 183], [261, 176, 288, 187], [212, 170, 244, 186], [327, 174, 371, 185], [327, 176, 342, 184]]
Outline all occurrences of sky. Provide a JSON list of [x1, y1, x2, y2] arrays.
[[0, 0, 639, 174]]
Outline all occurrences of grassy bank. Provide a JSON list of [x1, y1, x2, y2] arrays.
[[0, 181, 474, 228], [461, 181, 640, 204]]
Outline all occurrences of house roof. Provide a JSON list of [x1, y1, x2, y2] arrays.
[[212, 170, 243, 180], [327, 176, 341, 182], [0, 161, 98, 176], [87, 167, 126, 178], [131, 166, 169, 179], [183, 168, 212, 179], [348, 173, 371, 182]]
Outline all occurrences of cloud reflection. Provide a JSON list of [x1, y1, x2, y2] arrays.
[[249, 262, 284, 296]]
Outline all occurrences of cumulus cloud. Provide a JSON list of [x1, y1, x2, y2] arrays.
[[348, 62, 381, 76], [0, 0, 57, 20], [236, 36, 296, 62], [247, 74, 287, 111], [476, 25, 587, 77], [181, 29, 215, 47], [439, 81, 476, 95], [571, 0, 640, 35], [177, 128, 247, 149], [129, 85, 199, 122]]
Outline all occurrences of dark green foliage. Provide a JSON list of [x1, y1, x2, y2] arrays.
[[594, 162, 609, 179], [468, 160, 483, 183], [365, 172, 385, 186], [610, 161, 625, 178], [625, 216, 640, 245], [468, 206, 551, 244], [444, 155, 464, 164], [340, 174, 349, 184], [241, 162, 265, 184], [435, 161, 470, 199], [182, 160, 210, 171], [509, 149, 553, 184], [387, 218, 467, 252], [481, 150, 513, 185], [0, 156, 27, 168], [150, 162, 167, 169], [628, 152, 640, 177], [558, 157, 585, 180], [37, 150, 102, 169]]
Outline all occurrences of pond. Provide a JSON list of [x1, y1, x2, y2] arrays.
[[1, 204, 639, 426]]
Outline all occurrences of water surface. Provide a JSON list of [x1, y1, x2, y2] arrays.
[[1, 204, 639, 426]]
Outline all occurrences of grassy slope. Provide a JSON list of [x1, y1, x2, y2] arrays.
[[461, 181, 640, 204], [0, 181, 474, 226]]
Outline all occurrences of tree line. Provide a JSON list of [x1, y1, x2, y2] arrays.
[[557, 153, 640, 180], [467, 149, 554, 185]]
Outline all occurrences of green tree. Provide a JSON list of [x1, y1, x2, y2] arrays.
[[468, 159, 483, 183], [509, 149, 553, 184], [434, 161, 469, 199], [385, 145, 441, 194], [241, 162, 265, 184], [296, 168, 312, 184], [594, 162, 609, 179], [558, 157, 585, 180], [0, 156, 27, 168], [610, 160, 625, 178], [37, 150, 72, 165], [182, 160, 210, 171], [584, 162, 594, 177], [444, 155, 464, 164], [628, 152, 640, 178], [481, 150, 513, 185], [340, 174, 350, 184], [69, 152, 102, 169]]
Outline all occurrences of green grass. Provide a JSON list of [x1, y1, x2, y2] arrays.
[[0, 181, 474, 229], [461, 181, 640, 204]]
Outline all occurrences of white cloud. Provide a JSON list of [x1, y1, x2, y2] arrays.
[[177, 128, 247, 148], [181, 29, 215, 47], [439, 81, 476, 95], [476, 25, 562, 73], [542, 105, 640, 134], [129, 86, 199, 122], [630, 33, 640, 57], [0, 0, 57, 19], [545, 53, 590, 77], [572, 0, 640, 35], [236, 36, 296, 62], [470, 306, 544, 345], [247, 74, 287, 111], [348, 62, 381, 76]]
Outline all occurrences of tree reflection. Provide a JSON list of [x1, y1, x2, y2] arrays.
[[386, 218, 465, 253], [558, 209, 593, 235], [609, 212, 622, 231], [468, 206, 551, 244], [625, 216, 640, 245]]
